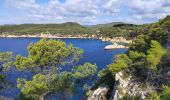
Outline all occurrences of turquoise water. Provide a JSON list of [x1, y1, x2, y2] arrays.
[[0, 38, 127, 100]]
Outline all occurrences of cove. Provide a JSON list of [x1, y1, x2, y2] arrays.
[[0, 38, 127, 100]]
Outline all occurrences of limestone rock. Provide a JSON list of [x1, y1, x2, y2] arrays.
[[109, 71, 147, 100], [0, 96, 13, 100], [87, 84, 109, 100], [104, 43, 128, 50], [167, 70, 170, 76]]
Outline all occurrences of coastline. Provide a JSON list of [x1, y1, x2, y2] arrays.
[[0, 34, 132, 49]]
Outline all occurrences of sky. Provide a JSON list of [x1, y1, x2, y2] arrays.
[[0, 0, 170, 25]]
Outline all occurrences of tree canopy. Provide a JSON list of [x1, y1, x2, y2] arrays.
[[15, 39, 97, 99], [146, 40, 167, 70], [16, 39, 83, 73]]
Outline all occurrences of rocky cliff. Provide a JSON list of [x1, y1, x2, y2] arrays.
[[87, 84, 109, 100], [87, 71, 152, 100], [109, 71, 149, 100]]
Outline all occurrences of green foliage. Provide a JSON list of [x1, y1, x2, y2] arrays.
[[109, 59, 128, 75], [15, 39, 97, 99], [17, 72, 75, 98], [148, 92, 160, 100], [0, 74, 5, 80], [161, 85, 170, 100], [0, 52, 13, 63], [0, 23, 96, 35], [0, 22, 142, 38], [17, 74, 55, 96], [15, 38, 83, 72], [121, 94, 141, 100], [108, 54, 132, 75], [0, 51, 14, 73], [98, 23, 141, 38], [16, 93, 39, 100], [98, 68, 109, 78], [72, 62, 97, 79], [96, 15, 170, 100], [130, 35, 149, 53], [128, 51, 145, 62], [146, 40, 167, 70], [149, 28, 168, 45], [53, 72, 73, 92]]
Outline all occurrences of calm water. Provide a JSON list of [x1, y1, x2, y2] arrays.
[[0, 38, 127, 100]]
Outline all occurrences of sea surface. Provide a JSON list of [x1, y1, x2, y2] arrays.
[[0, 38, 127, 100]]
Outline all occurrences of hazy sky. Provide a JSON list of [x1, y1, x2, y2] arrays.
[[0, 0, 170, 25]]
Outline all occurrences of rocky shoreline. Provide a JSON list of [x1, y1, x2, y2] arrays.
[[0, 34, 132, 49], [104, 43, 129, 50]]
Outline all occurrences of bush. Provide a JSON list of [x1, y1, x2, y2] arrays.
[[161, 85, 170, 100], [108, 54, 132, 75]]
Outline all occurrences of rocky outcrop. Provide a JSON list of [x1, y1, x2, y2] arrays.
[[0, 96, 13, 100], [109, 71, 148, 100], [99, 37, 132, 44], [167, 70, 170, 76], [0, 34, 132, 44], [87, 84, 109, 100], [104, 43, 128, 50]]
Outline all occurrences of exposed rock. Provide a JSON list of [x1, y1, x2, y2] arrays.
[[167, 70, 170, 76], [109, 71, 148, 100], [0, 96, 14, 100], [104, 43, 128, 50], [87, 84, 109, 100]]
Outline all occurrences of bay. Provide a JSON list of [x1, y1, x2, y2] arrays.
[[0, 38, 127, 100]]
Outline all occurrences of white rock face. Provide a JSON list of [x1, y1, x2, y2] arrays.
[[104, 43, 128, 50], [167, 70, 170, 76], [87, 84, 109, 100], [109, 71, 147, 100], [0, 96, 13, 100]]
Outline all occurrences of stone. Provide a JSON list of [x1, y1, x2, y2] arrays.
[[0, 96, 13, 100], [109, 71, 148, 100], [167, 70, 170, 76], [87, 84, 109, 100]]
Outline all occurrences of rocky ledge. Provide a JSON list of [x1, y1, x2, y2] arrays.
[[88, 71, 151, 100], [109, 71, 148, 100], [104, 43, 128, 50], [87, 84, 109, 100]]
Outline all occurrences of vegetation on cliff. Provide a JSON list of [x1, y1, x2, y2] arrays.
[[96, 15, 170, 100]]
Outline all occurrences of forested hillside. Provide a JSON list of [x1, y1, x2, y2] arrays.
[[0, 22, 142, 38], [0, 22, 96, 35], [89, 15, 170, 100]]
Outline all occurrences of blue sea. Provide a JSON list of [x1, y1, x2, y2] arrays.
[[0, 38, 127, 100]]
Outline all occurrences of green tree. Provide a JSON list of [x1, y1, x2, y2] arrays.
[[16, 38, 83, 73], [128, 50, 145, 62], [108, 54, 132, 75], [72, 62, 97, 80], [148, 92, 160, 100], [130, 35, 149, 53], [146, 40, 167, 70], [17, 74, 55, 99], [16, 39, 97, 99], [161, 85, 170, 100], [0, 52, 14, 80]]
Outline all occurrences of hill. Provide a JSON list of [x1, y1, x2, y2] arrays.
[[88, 15, 170, 100], [0, 21, 144, 38], [0, 22, 97, 35], [90, 22, 125, 28]]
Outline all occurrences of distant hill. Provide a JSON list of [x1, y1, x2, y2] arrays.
[[0, 22, 97, 35], [0, 21, 139, 37], [90, 22, 126, 28]]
